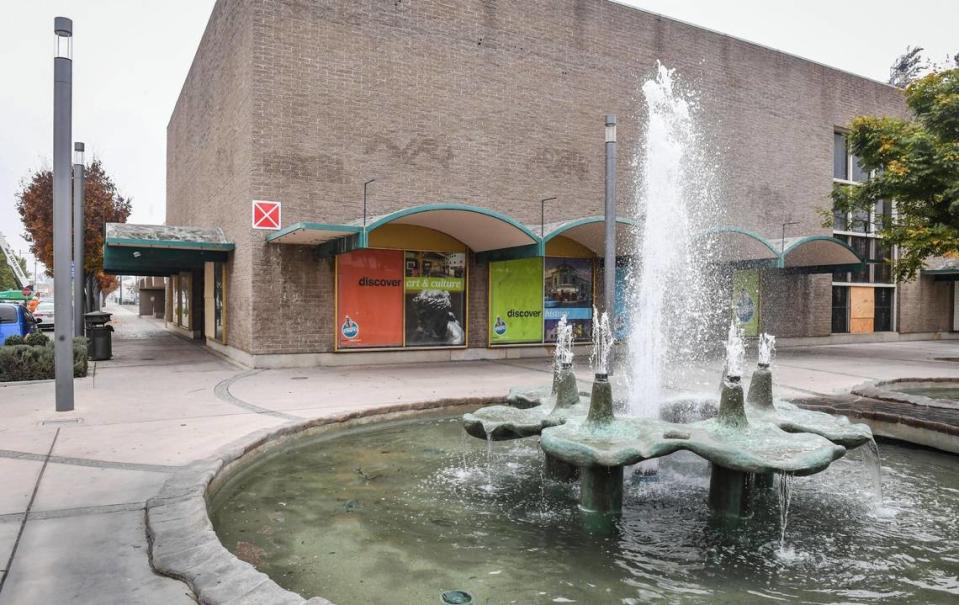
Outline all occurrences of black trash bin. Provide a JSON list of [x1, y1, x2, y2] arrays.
[[84, 311, 114, 361]]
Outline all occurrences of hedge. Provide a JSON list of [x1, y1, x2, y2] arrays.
[[0, 337, 88, 382]]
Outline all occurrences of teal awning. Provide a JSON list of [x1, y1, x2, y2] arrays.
[[922, 257, 959, 280], [268, 203, 541, 260], [102, 223, 234, 276], [540, 216, 639, 256], [702, 228, 863, 273]]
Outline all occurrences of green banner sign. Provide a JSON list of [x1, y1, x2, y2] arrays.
[[489, 257, 544, 344], [404, 276, 464, 292], [732, 269, 761, 337]]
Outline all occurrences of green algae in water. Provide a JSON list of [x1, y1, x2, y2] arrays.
[[210, 415, 959, 604]]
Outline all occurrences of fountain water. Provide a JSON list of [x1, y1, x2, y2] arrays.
[[626, 63, 722, 418]]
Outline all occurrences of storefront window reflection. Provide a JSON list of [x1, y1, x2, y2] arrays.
[[404, 251, 466, 346]]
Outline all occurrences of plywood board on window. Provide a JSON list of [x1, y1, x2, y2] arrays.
[[850, 286, 875, 333]]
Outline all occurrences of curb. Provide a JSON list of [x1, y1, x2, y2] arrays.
[[146, 397, 499, 605]]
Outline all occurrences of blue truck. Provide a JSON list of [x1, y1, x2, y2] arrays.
[[0, 302, 38, 343]]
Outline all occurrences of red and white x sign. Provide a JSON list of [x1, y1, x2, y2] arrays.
[[252, 200, 281, 230]]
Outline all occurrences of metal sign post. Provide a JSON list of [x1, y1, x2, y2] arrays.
[[53, 17, 75, 412]]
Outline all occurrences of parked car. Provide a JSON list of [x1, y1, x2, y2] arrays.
[[33, 301, 55, 330], [0, 303, 38, 343]]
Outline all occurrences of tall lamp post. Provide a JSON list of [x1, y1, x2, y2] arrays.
[[604, 115, 617, 325], [73, 142, 85, 336], [363, 178, 376, 227], [53, 17, 74, 412], [540, 197, 557, 238]]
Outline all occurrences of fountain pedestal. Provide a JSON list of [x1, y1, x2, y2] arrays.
[[580, 465, 624, 514], [708, 464, 752, 518], [746, 364, 773, 409], [544, 454, 580, 482]]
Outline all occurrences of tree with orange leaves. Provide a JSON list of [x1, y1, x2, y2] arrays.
[[16, 159, 132, 299]]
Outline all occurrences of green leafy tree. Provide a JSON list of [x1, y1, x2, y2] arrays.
[[0, 251, 30, 290], [829, 67, 959, 280]]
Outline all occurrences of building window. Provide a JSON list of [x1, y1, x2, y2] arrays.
[[833, 132, 848, 180], [833, 131, 868, 184], [832, 130, 896, 334], [178, 271, 191, 329], [874, 287, 893, 332], [832, 286, 849, 333], [213, 263, 224, 342]]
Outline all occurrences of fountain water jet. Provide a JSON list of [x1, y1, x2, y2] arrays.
[[627, 63, 722, 418]]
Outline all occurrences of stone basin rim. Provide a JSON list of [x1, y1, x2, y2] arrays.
[[146, 398, 493, 605], [851, 377, 959, 410]]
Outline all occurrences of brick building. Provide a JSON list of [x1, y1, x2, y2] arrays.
[[102, 0, 957, 367]]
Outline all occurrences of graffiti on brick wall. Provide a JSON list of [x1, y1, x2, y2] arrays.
[[261, 152, 347, 183], [364, 135, 454, 169], [531, 147, 591, 180]]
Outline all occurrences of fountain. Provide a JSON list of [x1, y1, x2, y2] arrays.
[[461, 64, 876, 519]]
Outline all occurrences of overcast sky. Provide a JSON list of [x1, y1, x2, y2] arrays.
[[1, 0, 956, 276]]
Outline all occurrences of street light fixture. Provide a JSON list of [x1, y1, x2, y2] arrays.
[[540, 196, 557, 238], [53, 17, 74, 412]]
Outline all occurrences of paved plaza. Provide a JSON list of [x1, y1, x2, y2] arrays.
[[1, 306, 958, 604]]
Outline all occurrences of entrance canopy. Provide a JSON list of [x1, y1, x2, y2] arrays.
[[701, 228, 862, 273], [102, 223, 234, 276], [541, 216, 639, 256], [922, 257, 959, 281], [269, 203, 540, 258]]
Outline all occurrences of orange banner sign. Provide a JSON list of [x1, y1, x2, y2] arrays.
[[337, 249, 404, 348]]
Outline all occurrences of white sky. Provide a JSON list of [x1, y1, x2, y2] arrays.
[[1, 0, 956, 276]]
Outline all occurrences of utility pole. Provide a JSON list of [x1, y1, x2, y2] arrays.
[[53, 17, 74, 412], [73, 142, 85, 336]]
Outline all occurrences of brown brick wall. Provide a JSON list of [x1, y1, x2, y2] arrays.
[[898, 277, 953, 333], [167, 0, 256, 351], [170, 0, 910, 355]]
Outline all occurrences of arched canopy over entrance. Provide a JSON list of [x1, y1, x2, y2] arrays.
[[779, 236, 863, 272], [699, 227, 780, 267], [699, 228, 863, 273], [268, 203, 539, 258], [541, 216, 639, 256]]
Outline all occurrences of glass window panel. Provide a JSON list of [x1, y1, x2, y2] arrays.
[[832, 205, 847, 231], [832, 235, 849, 282], [873, 241, 893, 283], [850, 237, 870, 282], [831, 286, 849, 333], [874, 287, 893, 331], [833, 132, 848, 180], [873, 199, 892, 230], [213, 263, 224, 342], [851, 153, 869, 182], [850, 207, 870, 233]]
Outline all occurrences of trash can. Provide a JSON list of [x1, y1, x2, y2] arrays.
[[84, 311, 114, 361]]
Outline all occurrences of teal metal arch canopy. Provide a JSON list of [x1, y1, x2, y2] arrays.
[[362, 203, 540, 252], [779, 235, 863, 271], [541, 216, 639, 256], [699, 227, 781, 266], [269, 202, 542, 258], [700, 228, 863, 273]]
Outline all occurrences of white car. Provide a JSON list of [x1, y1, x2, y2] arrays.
[[33, 301, 55, 330]]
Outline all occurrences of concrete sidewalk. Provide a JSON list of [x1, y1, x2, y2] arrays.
[[2, 305, 959, 603]]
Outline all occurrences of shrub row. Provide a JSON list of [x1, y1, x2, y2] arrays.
[[0, 336, 88, 382]]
